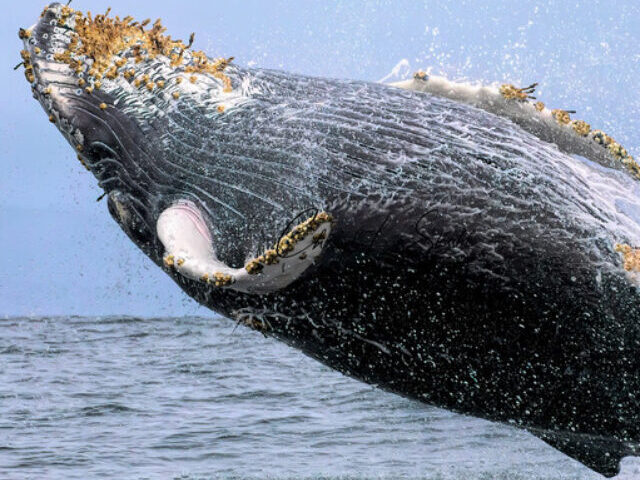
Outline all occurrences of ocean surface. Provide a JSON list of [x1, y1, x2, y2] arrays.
[[1, 316, 637, 480]]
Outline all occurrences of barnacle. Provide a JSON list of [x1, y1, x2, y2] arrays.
[[212, 272, 234, 287], [413, 70, 428, 81], [591, 130, 610, 145], [500, 83, 537, 102], [45, 6, 233, 96], [163, 254, 175, 267], [608, 142, 629, 161], [615, 244, 640, 272], [244, 212, 333, 274], [551, 109, 572, 125], [570, 120, 591, 137]]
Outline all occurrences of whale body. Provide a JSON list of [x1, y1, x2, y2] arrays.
[[20, 4, 640, 477]]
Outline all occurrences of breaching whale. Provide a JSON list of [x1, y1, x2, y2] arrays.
[[18, 4, 640, 477]]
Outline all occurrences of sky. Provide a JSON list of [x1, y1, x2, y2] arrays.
[[1, 0, 639, 316]]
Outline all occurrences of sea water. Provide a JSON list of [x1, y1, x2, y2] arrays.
[[1, 315, 623, 480]]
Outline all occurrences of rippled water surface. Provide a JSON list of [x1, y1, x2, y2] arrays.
[[0, 316, 627, 479]]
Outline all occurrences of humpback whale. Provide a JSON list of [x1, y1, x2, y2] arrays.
[[18, 4, 640, 477]]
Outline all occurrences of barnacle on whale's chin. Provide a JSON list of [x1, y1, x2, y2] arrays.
[[18, 2, 235, 176]]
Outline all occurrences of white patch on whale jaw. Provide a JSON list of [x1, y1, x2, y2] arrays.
[[157, 200, 332, 294]]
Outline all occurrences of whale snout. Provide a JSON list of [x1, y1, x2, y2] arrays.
[[18, 4, 129, 183], [19, 4, 94, 157], [20, 4, 80, 110]]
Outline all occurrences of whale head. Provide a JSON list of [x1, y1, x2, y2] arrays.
[[18, 4, 254, 266], [19, 4, 335, 294]]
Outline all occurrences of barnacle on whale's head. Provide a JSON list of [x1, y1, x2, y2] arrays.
[[17, 2, 234, 180]]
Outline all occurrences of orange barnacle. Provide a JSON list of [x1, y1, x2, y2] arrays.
[[172, 91, 180, 99], [551, 109, 572, 125], [47, 6, 233, 101], [500, 83, 537, 102], [571, 120, 591, 137], [616, 243, 640, 272], [217, 105, 225, 113]]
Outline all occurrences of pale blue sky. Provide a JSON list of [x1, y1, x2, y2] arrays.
[[1, 0, 638, 316]]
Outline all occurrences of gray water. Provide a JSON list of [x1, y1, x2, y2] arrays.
[[0, 316, 629, 480]]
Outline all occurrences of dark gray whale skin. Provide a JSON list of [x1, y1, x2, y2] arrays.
[[24, 5, 640, 477]]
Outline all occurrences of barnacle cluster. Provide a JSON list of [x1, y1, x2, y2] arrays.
[[40, 5, 233, 95], [496, 81, 638, 178], [570, 120, 591, 137], [551, 108, 573, 125], [615, 244, 640, 273], [163, 254, 176, 267], [163, 254, 234, 288], [499, 83, 537, 101], [244, 212, 333, 275], [534, 101, 546, 112], [200, 272, 234, 288], [19, 48, 35, 84]]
